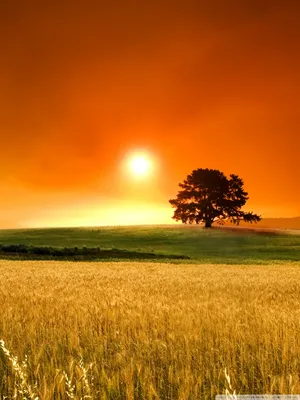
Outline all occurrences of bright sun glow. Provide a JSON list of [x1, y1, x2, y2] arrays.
[[128, 153, 152, 176]]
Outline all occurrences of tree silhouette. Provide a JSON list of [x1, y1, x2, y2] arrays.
[[169, 168, 261, 228]]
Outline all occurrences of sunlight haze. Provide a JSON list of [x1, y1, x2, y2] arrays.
[[0, 1, 299, 227]]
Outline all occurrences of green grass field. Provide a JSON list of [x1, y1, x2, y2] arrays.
[[0, 225, 299, 263]]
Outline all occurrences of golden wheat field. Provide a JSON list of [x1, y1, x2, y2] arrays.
[[1, 260, 300, 399]]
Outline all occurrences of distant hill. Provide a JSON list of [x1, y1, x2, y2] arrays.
[[230, 217, 300, 230], [186, 216, 300, 231], [257, 217, 300, 230]]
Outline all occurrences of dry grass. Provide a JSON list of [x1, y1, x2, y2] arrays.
[[0, 260, 300, 399]]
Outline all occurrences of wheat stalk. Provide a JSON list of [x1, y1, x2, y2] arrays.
[[224, 367, 237, 400], [0, 339, 39, 400]]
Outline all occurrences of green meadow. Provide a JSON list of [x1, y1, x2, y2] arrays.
[[0, 225, 299, 263]]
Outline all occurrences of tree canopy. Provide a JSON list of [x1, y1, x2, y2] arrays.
[[169, 168, 261, 228]]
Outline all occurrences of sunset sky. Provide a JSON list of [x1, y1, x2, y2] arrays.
[[0, 1, 299, 228]]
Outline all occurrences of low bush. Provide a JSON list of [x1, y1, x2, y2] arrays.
[[0, 244, 189, 261]]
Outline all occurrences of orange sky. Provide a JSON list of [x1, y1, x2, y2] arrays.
[[0, 1, 299, 227]]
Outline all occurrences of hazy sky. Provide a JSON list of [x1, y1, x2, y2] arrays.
[[0, 1, 299, 227]]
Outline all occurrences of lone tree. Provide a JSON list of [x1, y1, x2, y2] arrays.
[[169, 168, 261, 228]]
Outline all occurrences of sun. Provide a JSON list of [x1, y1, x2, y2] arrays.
[[128, 152, 152, 177]]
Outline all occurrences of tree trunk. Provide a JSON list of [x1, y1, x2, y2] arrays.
[[205, 220, 212, 228]]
